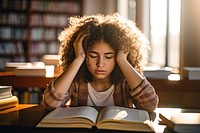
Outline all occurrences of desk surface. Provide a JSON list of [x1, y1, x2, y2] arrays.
[[1, 104, 200, 133], [0, 104, 168, 133]]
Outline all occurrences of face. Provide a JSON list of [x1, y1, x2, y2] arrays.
[[86, 40, 116, 81]]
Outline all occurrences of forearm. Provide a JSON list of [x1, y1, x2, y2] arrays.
[[54, 57, 84, 94], [129, 78, 159, 112], [118, 58, 159, 111], [117, 58, 144, 89], [43, 80, 71, 110]]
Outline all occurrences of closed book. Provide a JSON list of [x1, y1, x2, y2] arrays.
[[15, 67, 46, 77], [0, 96, 19, 110], [159, 112, 200, 133]]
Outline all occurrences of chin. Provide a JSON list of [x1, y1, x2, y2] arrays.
[[93, 74, 107, 80]]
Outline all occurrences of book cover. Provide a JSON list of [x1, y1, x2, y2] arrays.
[[36, 106, 154, 132]]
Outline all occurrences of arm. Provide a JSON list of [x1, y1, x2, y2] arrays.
[[54, 31, 88, 94], [117, 50, 158, 112], [43, 31, 89, 109], [116, 50, 144, 89]]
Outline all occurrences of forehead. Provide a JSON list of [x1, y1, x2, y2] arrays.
[[89, 40, 114, 53]]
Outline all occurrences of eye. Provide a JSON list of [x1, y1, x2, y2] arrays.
[[89, 54, 97, 58], [105, 55, 114, 59], [105, 54, 115, 59]]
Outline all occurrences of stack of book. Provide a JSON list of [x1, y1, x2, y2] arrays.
[[6, 62, 55, 77], [42, 55, 61, 66], [5, 62, 30, 71], [0, 86, 18, 110], [14, 62, 46, 77]]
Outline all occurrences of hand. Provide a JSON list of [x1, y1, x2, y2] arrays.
[[116, 49, 129, 63], [73, 31, 89, 60]]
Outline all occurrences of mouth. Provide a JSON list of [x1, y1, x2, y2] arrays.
[[95, 70, 106, 74]]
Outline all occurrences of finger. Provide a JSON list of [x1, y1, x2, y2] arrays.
[[75, 31, 90, 44]]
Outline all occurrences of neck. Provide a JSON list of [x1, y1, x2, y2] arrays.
[[90, 78, 112, 92]]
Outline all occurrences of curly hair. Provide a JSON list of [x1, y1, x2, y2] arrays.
[[58, 13, 149, 84]]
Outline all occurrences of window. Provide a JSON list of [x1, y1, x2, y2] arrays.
[[149, 0, 181, 69], [118, 0, 181, 73]]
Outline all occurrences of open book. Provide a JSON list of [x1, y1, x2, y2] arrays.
[[36, 106, 154, 132]]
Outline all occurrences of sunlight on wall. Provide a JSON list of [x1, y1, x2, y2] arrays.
[[150, 0, 167, 66]]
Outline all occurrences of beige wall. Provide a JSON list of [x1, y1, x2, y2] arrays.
[[180, 0, 200, 78], [180, 0, 200, 68], [82, 0, 117, 15]]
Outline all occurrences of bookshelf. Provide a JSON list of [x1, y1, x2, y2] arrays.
[[0, 0, 83, 71], [0, 0, 28, 70]]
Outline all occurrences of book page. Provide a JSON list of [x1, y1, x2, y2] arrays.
[[96, 106, 153, 132], [37, 106, 99, 127], [97, 106, 150, 124]]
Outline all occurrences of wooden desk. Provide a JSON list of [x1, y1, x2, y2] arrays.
[[0, 104, 166, 133]]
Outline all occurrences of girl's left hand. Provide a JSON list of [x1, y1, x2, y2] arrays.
[[116, 49, 129, 63]]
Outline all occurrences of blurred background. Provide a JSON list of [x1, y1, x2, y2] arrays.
[[0, 0, 200, 108]]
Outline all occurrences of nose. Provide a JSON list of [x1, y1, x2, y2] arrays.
[[97, 56, 105, 67]]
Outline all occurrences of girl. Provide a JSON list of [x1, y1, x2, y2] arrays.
[[43, 13, 159, 112]]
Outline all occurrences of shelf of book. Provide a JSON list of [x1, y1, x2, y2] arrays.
[[0, 0, 83, 71]]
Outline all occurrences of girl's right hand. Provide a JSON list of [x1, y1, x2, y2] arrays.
[[73, 31, 89, 61]]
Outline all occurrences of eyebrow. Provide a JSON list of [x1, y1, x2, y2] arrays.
[[88, 51, 115, 55]]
